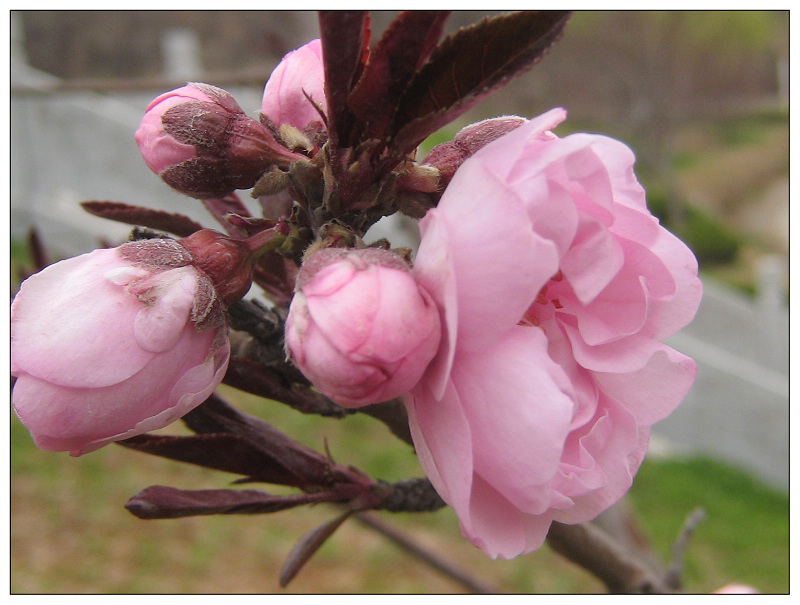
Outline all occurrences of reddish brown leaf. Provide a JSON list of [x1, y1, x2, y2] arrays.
[[347, 11, 451, 142], [251, 250, 298, 308], [125, 485, 334, 519], [179, 394, 352, 487], [81, 200, 204, 237], [279, 510, 353, 587], [200, 192, 253, 235], [387, 11, 570, 161], [319, 11, 371, 149], [119, 433, 304, 486]]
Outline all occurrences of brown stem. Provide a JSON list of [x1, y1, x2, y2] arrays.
[[359, 399, 414, 445], [664, 507, 706, 591], [546, 521, 671, 594], [377, 478, 447, 513], [354, 511, 501, 594]]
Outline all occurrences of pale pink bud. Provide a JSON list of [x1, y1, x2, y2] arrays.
[[261, 39, 327, 136], [135, 83, 304, 198], [8, 230, 263, 456], [285, 248, 441, 408]]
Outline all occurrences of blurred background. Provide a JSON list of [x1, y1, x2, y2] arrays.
[[9, 11, 788, 594]]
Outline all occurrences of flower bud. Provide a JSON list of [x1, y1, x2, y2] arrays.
[[9, 232, 249, 456], [423, 116, 527, 186], [136, 83, 304, 198], [261, 39, 327, 139], [285, 248, 441, 407]]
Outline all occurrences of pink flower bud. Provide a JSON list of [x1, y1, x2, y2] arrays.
[[135, 83, 304, 198], [8, 232, 255, 456], [285, 248, 441, 408], [261, 39, 327, 135]]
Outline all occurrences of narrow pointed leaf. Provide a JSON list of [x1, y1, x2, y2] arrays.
[[279, 510, 353, 587], [319, 11, 371, 149], [125, 485, 334, 519], [388, 11, 570, 159], [81, 200, 204, 236], [119, 433, 303, 486], [347, 11, 451, 142], [180, 394, 353, 487], [200, 192, 252, 236]]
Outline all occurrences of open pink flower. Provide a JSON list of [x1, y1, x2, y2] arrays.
[[286, 248, 440, 408], [261, 39, 327, 134], [406, 108, 702, 558], [11, 238, 233, 456]]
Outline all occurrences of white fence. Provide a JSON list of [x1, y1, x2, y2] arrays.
[[10, 28, 789, 491]]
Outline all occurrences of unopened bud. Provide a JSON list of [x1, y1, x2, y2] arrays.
[[261, 39, 327, 141], [285, 248, 441, 407], [136, 83, 304, 199]]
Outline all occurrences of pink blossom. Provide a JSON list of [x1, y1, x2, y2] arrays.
[[11, 240, 231, 456], [406, 108, 702, 558], [285, 248, 441, 408], [261, 39, 327, 133]]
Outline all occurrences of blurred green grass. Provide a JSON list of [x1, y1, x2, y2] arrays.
[[10, 386, 788, 594]]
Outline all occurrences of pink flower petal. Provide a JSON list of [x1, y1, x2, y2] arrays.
[[405, 380, 474, 517], [133, 267, 199, 353], [413, 211, 459, 400], [592, 346, 697, 425], [429, 161, 559, 352], [11, 250, 155, 388], [451, 326, 574, 512], [552, 407, 648, 524]]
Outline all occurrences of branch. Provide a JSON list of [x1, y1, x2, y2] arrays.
[[664, 507, 706, 591], [546, 521, 671, 594], [354, 511, 500, 594]]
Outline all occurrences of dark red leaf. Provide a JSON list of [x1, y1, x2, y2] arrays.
[[251, 251, 298, 308], [81, 200, 204, 237], [279, 510, 353, 587], [319, 11, 371, 149], [125, 485, 334, 519], [200, 192, 252, 236], [387, 11, 570, 161], [119, 433, 305, 486], [347, 11, 451, 142], [179, 394, 352, 487]]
